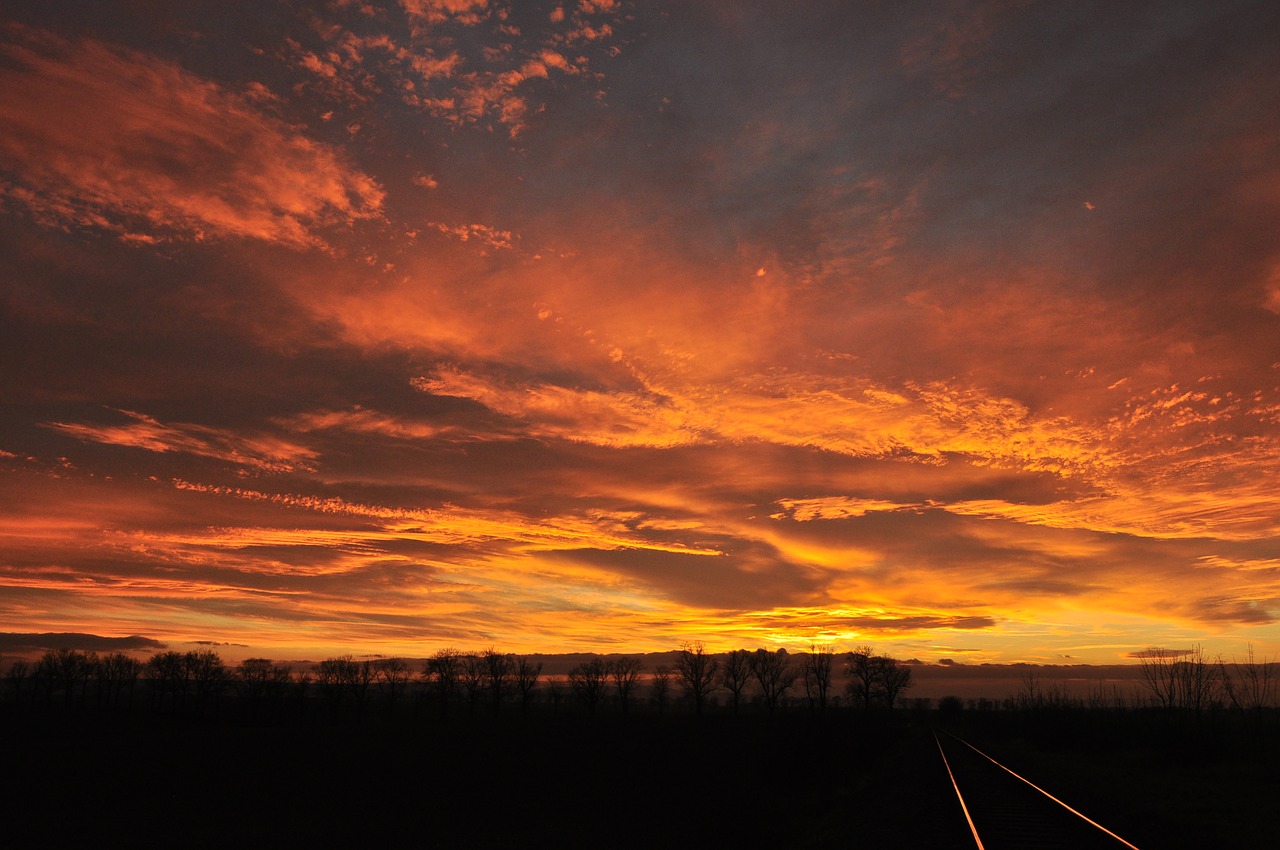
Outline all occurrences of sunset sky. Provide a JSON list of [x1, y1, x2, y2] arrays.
[[3, 0, 1279, 665]]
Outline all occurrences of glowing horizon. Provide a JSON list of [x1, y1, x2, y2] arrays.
[[3, 1, 1279, 666]]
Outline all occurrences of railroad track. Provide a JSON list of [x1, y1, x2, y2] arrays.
[[934, 730, 1141, 850]]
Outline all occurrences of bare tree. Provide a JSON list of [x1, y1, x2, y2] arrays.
[[545, 676, 564, 711], [844, 648, 912, 711], [800, 644, 834, 713], [187, 650, 226, 713], [1138, 645, 1222, 714], [147, 650, 192, 712], [460, 653, 487, 714], [675, 642, 720, 715], [749, 648, 795, 715], [1017, 667, 1042, 710], [425, 648, 463, 716], [874, 655, 912, 710], [6, 659, 30, 707], [513, 656, 543, 713], [292, 669, 311, 718], [569, 657, 609, 715], [608, 657, 643, 714], [269, 663, 295, 715], [36, 648, 94, 709], [481, 648, 513, 712], [844, 647, 876, 711], [1223, 643, 1275, 713], [97, 652, 142, 709], [233, 658, 294, 718], [1138, 647, 1180, 709], [352, 659, 376, 715], [374, 658, 412, 711], [237, 658, 274, 715], [719, 649, 752, 715], [78, 651, 100, 707], [650, 665, 672, 714], [315, 656, 359, 716], [1178, 645, 1222, 715]]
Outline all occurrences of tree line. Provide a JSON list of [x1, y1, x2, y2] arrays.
[[0, 641, 916, 720]]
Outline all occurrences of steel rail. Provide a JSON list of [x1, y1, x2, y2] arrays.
[[940, 730, 1141, 849], [934, 731, 986, 849]]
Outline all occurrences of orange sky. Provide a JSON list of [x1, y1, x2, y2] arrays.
[[2, 1, 1279, 665]]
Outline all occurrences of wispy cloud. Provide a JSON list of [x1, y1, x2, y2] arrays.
[[45, 410, 318, 473]]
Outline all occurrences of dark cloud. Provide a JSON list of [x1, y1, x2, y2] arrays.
[[1127, 648, 1195, 660], [0, 632, 165, 653]]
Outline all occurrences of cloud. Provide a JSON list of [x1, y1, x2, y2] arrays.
[[44, 410, 318, 473], [0, 26, 384, 248], [0, 632, 165, 654], [401, 0, 490, 26], [3, 2, 1280, 663], [278, 407, 448, 442], [1127, 647, 1195, 660], [425, 221, 515, 250], [412, 365, 1110, 470]]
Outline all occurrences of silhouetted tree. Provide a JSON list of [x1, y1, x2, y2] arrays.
[[29, 653, 53, 706], [353, 659, 376, 715], [97, 652, 142, 709], [237, 658, 274, 715], [460, 653, 487, 714], [374, 658, 411, 711], [844, 648, 912, 710], [800, 644, 834, 713], [569, 657, 609, 715], [237, 658, 296, 718], [749, 648, 795, 715], [6, 660, 30, 707], [874, 655, 912, 710], [1138, 644, 1222, 714], [675, 642, 719, 715], [545, 677, 564, 711], [187, 650, 226, 713], [35, 648, 93, 708], [608, 657, 643, 714], [77, 651, 99, 707], [513, 656, 542, 713], [147, 651, 191, 712], [844, 647, 876, 711], [651, 665, 672, 714], [1223, 643, 1275, 713], [425, 648, 463, 717], [1016, 668, 1042, 710], [482, 648, 513, 712], [315, 656, 359, 717], [719, 649, 752, 715], [292, 670, 311, 717]]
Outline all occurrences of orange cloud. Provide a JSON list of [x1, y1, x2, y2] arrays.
[[0, 26, 383, 248], [401, 0, 490, 26], [4, 2, 1280, 665], [45, 410, 318, 473]]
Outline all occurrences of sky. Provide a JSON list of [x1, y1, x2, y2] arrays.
[[2, 0, 1279, 666]]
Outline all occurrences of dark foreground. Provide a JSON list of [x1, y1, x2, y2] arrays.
[[6, 706, 1279, 848]]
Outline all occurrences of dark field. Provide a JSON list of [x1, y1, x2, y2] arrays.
[[6, 701, 1279, 848]]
